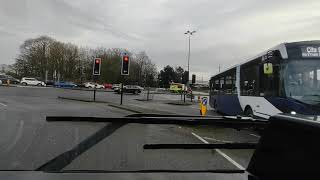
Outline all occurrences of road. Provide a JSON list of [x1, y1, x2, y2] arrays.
[[0, 86, 258, 172]]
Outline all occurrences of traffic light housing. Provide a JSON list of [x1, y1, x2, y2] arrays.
[[182, 71, 189, 84], [93, 58, 101, 75], [121, 55, 130, 75], [192, 74, 196, 84]]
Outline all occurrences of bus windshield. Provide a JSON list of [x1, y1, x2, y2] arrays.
[[283, 59, 320, 105]]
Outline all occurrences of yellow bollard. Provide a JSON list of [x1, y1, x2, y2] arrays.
[[199, 97, 208, 117]]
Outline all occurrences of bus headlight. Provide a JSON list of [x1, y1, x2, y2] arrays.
[[290, 111, 297, 115]]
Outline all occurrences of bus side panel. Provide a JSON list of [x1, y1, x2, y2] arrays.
[[238, 96, 282, 118], [215, 95, 243, 115], [265, 97, 320, 115]]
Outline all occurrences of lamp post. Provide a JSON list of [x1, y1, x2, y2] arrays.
[[184, 30, 196, 102], [184, 30, 196, 75]]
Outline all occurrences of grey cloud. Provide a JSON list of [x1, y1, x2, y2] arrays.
[[0, 0, 320, 81]]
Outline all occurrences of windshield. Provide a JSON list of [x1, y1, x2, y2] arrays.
[[283, 60, 320, 105], [2, 0, 320, 176]]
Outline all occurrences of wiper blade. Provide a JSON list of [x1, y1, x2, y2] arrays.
[[126, 113, 214, 117], [46, 116, 268, 129], [143, 143, 258, 150], [47, 169, 245, 174]]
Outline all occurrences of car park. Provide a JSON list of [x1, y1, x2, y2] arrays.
[[20, 77, 46, 86]]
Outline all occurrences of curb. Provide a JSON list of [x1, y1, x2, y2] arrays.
[[108, 104, 142, 113], [57, 96, 110, 103], [57, 96, 179, 115], [166, 102, 193, 106]]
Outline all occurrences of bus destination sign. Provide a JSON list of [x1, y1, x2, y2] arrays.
[[301, 46, 320, 58]]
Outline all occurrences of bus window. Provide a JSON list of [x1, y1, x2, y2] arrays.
[[240, 59, 260, 96], [214, 79, 220, 95], [226, 76, 233, 94], [220, 77, 225, 94], [262, 65, 280, 96], [232, 75, 237, 94]]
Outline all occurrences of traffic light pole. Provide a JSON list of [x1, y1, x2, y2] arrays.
[[93, 75, 97, 101], [120, 83, 124, 105]]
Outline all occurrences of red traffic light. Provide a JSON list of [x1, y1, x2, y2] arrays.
[[95, 59, 101, 64], [123, 56, 129, 61]]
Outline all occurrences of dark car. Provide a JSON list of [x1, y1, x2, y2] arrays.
[[115, 85, 142, 94], [45, 80, 55, 86], [54, 81, 77, 88], [0, 74, 20, 84]]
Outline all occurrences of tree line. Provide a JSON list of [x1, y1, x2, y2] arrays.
[[12, 35, 158, 86], [10, 35, 187, 88]]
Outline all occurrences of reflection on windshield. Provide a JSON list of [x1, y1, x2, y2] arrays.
[[283, 60, 320, 105]]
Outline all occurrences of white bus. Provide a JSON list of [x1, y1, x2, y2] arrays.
[[209, 41, 320, 119]]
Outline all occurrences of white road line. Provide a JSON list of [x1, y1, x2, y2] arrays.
[[191, 132, 245, 170], [250, 133, 260, 138], [203, 137, 234, 143], [5, 120, 24, 152], [0, 102, 7, 107]]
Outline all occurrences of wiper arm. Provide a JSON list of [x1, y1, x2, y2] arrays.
[[46, 116, 268, 130], [36, 122, 126, 172], [48, 169, 245, 174], [143, 143, 258, 150]]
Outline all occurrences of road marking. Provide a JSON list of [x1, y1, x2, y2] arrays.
[[5, 120, 24, 152], [191, 132, 245, 170], [0, 102, 7, 107], [250, 133, 260, 138], [16, 85, 49, 89], [203, 137, 234, 143]]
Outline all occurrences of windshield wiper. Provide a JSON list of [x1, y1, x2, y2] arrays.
[[49, 169, 245, 173], [143, 143, 258, 150], [36, 122, 126, 171], [46, 116, 268, 130]]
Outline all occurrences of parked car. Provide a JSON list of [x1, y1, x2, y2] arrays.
[[104, 83, 113, 89], [0, 74, 20, 84], [115, 85, 142, 94], [45, 80, 55, 86], [54, 81, 77, 88], [112, 84, 120, 90], [84, 82, 104, 89], [20, 77, 46, 86]]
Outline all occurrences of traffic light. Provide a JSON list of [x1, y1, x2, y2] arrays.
[[192, 74, 196, 84], [182, 71, 189, 84], [93, 58, 101, 75], [121, 55, 130, 75]]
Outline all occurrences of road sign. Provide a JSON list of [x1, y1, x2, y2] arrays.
[[93, 58, 101, 75], [199, 97, 208, 116]]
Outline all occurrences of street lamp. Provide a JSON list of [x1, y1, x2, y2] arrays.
[[184, 30, 196, 102], [184, 30, 196, 80]]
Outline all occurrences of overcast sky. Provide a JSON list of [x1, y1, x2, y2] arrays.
[[1, 0, 320, 80]]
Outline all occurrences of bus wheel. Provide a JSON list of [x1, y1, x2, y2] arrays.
[[244, 106, 254, 117]]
